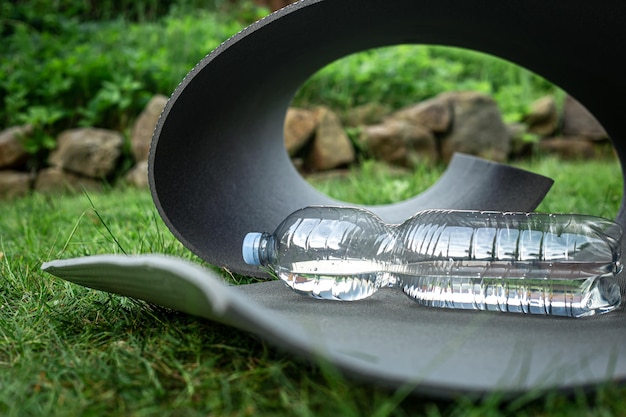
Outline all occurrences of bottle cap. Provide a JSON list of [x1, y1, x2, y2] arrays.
[[242, 232, 263, 265]]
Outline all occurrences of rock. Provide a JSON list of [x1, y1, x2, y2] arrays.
[[344, 103, 391, 127], [125, 160, 149, 188], [49, 128, 123, 178], [34, 167, 102, 194], [523, 95, 558, 137], [0, 125, 32, 169], [0, 170, 32, 199], [392, 95, 452, 133], [306, 107, 355, 171], [131, 95, 168, 162], [284, 108, 317, 156], [439, 91, 511, 163], [538, 137, 596, 160], [359, 119, 437, 167], [508, 122, 536, 160], [562, 95, 608, 141]]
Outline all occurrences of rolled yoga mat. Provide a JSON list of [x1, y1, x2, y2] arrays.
[[45, 0, 626, 396]]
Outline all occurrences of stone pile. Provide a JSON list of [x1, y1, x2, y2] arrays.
[[361, 91, 511, 166], [529, 95, 609, 159], [285, 107, 355, 171], [285, 91, 514, 173], [0, 125, 33, 199], [0, 91, 612, 200], [287, 91, 611, 173], [0, 95, 167, 200], [125, 95, 168, 188], [0, 126, 124, 199]]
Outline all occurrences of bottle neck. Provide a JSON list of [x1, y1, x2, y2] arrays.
[[243, 232, 274, 266], [256, 232, 273, 266]]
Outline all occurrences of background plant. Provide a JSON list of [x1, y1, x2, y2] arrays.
[[0, 0, 261, 158], [1, 0, 562, 161], [292, 44, 560, 122]]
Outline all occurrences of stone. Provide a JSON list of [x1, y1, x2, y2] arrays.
[[34, 167, 102, 194], [392, 95, 452, 133], [523, 95, 558, 137], [344, 103, 391, 127], [562, 95, 608, 141], [0, 170, 32, 200], [507, 123, 536, 160], [538, 137, 596, 160], [131, 95, 168, 162], [0, 125, 32, 169], [306, 107, 355, 171], [284, 108, 317, 156], [359, 119, 437, 167], [125, 160, 149, 188], [49, 128, 123, 178], [438, 91, 511, 163]]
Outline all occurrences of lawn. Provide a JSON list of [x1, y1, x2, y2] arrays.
[[0, 156, 625, 416], [308, 156, 623, 218]]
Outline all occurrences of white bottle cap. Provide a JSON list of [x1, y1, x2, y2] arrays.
[[242, 232, 263, 265]]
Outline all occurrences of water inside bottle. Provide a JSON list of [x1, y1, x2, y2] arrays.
[[275, 259, 391, 300], [399, 260, 622, 317], [275, 258, 621, 316]]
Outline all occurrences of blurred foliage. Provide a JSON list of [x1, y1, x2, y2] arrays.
[[0, 0, 560, 160], [0, 0, 263, 29], [293, 44, 560, 123], [0, 0, 264, 157]]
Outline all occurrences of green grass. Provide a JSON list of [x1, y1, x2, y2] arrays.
[[520, 157, 623, 218], [1, 157, 625, 416], [308, 156, 623, 218]]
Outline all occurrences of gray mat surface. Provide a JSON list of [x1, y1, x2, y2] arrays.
[[42, 254, 626, 397]]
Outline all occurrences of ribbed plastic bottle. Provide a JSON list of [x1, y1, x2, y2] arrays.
[[242, 206, 623, 317]]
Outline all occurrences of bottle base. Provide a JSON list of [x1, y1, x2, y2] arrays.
[[401, 273, 621, 318]]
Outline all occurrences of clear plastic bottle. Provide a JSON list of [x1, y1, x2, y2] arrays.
[[242, 206, 623, 317]]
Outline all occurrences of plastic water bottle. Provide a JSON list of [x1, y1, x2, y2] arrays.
[[242, 206, 623, 317]]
